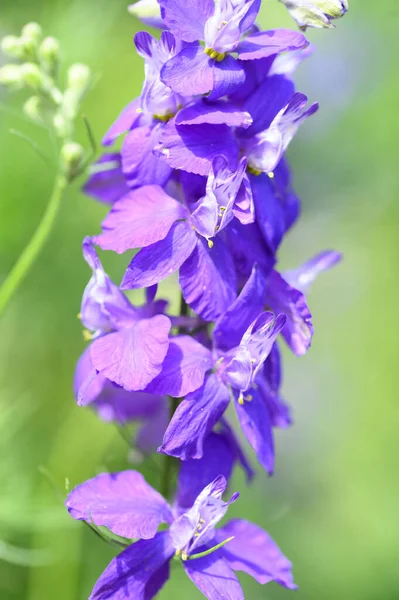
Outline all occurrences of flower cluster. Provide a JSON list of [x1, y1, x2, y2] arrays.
[[66, 0, 347, 598]]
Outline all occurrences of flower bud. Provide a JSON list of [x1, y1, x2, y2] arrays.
[[39, 36, 60, 74], [23, 95, 45, 124], [21, 22, 43, 42], [280, 0, 348, 30], [19, 62, 44, 89], [67, 63, 91, 95], [128, 0, 163, 28], [0, 64, 22, 89], [60, 142, 85, 181], [53, 112, 69, 138], [1, 35, 23, 59]]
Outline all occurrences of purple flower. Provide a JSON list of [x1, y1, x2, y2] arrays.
[[73, 347, 169, 453], [159, 0, 308, 98], [157, 284, 287, 471], [77, 237, 172, 393], [93, 184, 238, 321], [65, 466, 295, 599]]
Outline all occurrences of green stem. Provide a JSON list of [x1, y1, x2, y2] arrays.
[[183, 537, 235, 561], [0, 173, 67, 317]]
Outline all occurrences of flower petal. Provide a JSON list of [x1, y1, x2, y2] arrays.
[[74, 347, 106, 407], [102, 98, 142, 146], [251, 173, 286, 253], [90, 315, 171, 391], [214, 265, 268, 352], [94, 185, 188, 253], [240, 75, 295, 138], [159, 373, 230, 460], [216, 519, 297, 588], [145, 335, 213, 397], [179, 237, 237, 321], [176, 100, 252, 128], [121, 221, 197, 289], [183, 552, 244, 600], [176, 431, 237, 511], [158, 118, 239, 176], [65, 471, 173, 539], [283, 250, 342, 292], [161, 44, 214, 95], [267, 270, 313, 356], [89, 532, 174, 600], [158, 0, 213, 42], [83, 153, 130, 204], [208, 56, 246, 101], [234, 387, 275, 474], [237, 29, 308, 61], [121, 124, 172, 189]]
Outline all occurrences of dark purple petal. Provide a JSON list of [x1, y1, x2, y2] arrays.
[[220, 418, 255, 482], [159, 373, 230, 460], [90, 315, 171, 391], [83, 153, 130, 204], [176, 100, 252, 128], [158, 118, 239, 176], [267, 270, 313, 356], [137, 400, 169, 454], [145, 335, 213, 397], [94, 185, 188, 253], [237, 29, 308, 61], [134, 30, 154, 57], [102, 98, 141, 146], [89, 532, 174, 600], [81, 237, 135, 333], [121, 221, 197, 289], [65, 471, 173, 539], [177, 432, 237, 511], [122, 124, 172, 189], [283, 250, 342, 292], [74, 347, 106, 407], [208, 56, 246, 101], [240, 75, 295, 138], [217, 519, 297, 588], [179, 236, 237, 321], [234, 387, 275, 474], [158, 0, 213, 42], [251, 174, 286, 253], [161, 44, 214, 95], [183, 552, 244, 600], [144, 560, 170, 600], [225, 221, 275, 281], [214, 265, 268, 352], [94, 387, 166, 427]]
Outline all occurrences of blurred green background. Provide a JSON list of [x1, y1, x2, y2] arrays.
[[1, 0, 398, 598]]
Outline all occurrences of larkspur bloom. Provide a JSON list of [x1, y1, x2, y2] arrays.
[[69, 0, 347, 596], [66, 439, 295, 599]]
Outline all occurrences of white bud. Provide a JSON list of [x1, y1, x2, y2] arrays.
[[67, 63, 91, 94], [20, 62, 45, 88], [23, 95, 45, 124], [0, 64, 22, 89], [128, 0, 162, 27], [21, 22, 43, 41], [1, 35, 23, 59], [53, 112, 69, 138], [61, 142, 85, 180], [280, 0, 348, 30], [39, 37, 60, 73]]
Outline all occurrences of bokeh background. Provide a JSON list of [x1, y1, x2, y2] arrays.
[[1, 0, 398, 598]]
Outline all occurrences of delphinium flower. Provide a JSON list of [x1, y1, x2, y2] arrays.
[[66, 436, 295, 599], [0, 23, 94, 316], [65, 0, 349, 597]]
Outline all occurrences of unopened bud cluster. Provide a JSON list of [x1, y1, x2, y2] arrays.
[[280, 0, 348, 30], [0, 21, 92, 181]]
